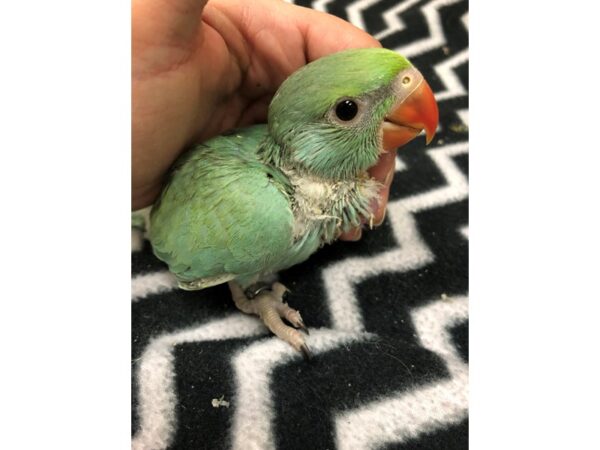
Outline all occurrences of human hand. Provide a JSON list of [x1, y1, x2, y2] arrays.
[[132, 0, 396, 240]]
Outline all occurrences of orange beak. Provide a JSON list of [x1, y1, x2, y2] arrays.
[[382, 79, 439, 151]]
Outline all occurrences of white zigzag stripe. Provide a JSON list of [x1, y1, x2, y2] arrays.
[[131, 139, 469, 447], [322, 141, 468, 331], [312, 0, 334, 13], [457, 108, 469, 127], [395, 154, 408, 171], [335, 296, 468, 449], [230, 329, 373, 450], [132, 0, 470, 441], [131, 270, 178, 302], [322, 207, 433, 331], [229, 140, 468, 447], [346, 0, 381, 31], [132, 315, 266, 450], [402, 142, 468, 211], [132, 228, 144, 252], [131, 140, 469, 447], [396, 0, 462, 58], [433, 48, 469, 102], [132, 207, 152, 253], [375, 0, 422, 40]]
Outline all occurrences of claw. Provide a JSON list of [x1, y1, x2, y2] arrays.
[[300, 343, 312, 361], [297, 318, 310, 335], [272, 282, 290, 298], [244, 283, 271, 299], [230, 281, 311, 360]]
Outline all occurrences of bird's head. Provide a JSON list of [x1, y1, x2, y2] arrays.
[[266, 48, 438, 180]]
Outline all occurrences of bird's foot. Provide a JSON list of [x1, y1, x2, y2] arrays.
[[229, 281, 311, 359]]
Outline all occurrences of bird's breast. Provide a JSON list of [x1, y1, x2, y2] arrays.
[[283, 169, 380, 244]]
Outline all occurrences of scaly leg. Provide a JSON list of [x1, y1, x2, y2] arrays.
[[229, 281, 311, 359]]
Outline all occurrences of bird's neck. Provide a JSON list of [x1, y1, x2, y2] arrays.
[[258, 134, 380, 244], [282, 167, 380, 244], [257, 134, 286, 168]]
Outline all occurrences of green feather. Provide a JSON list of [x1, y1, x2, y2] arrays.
[[149, 48, 413, 290], [263, 48, 411, 179], [150, 125, 323, 288]]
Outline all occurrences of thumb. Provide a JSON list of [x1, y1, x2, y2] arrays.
[[132, 0, 209, 64], [288, 3, 381, 62]]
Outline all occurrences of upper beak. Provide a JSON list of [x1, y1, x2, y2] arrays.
[[382, 79, 439, 151]]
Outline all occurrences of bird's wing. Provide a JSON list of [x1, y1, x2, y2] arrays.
[[149, 126, 295, 285]]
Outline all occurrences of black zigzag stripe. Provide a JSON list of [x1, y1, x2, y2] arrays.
[[132, 240, 169, 276], [360, 0, 427, 37], [384, 419, 469, 450], [271, 340, 450, 450], [384, 0, 468, 53], [450, 320, 468, 363], [170, 338, 264, 449], [131, 284, 236, 434], [132, 0, 469, 448]]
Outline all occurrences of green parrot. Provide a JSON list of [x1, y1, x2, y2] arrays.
[[148, 48, 438, 357]]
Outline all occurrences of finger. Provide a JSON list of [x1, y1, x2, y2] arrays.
[[339, 227, 362, 242], [368, 149, 397, 226], [289, 3, 382, 62], [292, 3, 384, 243], [338, 149, 396, 240], [132, 0, 208, 49], [238, 94, 272, 127]]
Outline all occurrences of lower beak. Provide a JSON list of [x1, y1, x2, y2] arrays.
[[382, 79, 439, 151]]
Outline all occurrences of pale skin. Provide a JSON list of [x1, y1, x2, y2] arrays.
[[132, 0, 397, 240]]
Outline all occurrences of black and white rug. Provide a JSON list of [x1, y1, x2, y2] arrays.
[[132, 0, 469, 448]]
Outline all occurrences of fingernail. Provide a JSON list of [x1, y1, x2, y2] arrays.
[[384, 168, 394, 187], [374, 209, 387, 227], [369, 198, 380, 216], [348, 228, 362, 241]]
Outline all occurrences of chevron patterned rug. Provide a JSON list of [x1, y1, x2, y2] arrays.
[[132, 0, 468, 448]]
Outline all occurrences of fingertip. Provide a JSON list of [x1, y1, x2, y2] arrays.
[[339, 227, 362, 242], [290, 3, 381, 62], [373, 183, 391, 225], [368, 149, 397, 183]]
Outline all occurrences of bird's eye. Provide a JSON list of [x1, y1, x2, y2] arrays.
[[402, 76, 412, 85], [335, 100, 358, 121]]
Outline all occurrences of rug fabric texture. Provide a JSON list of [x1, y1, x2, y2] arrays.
[[132, 0, 469, 448]]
